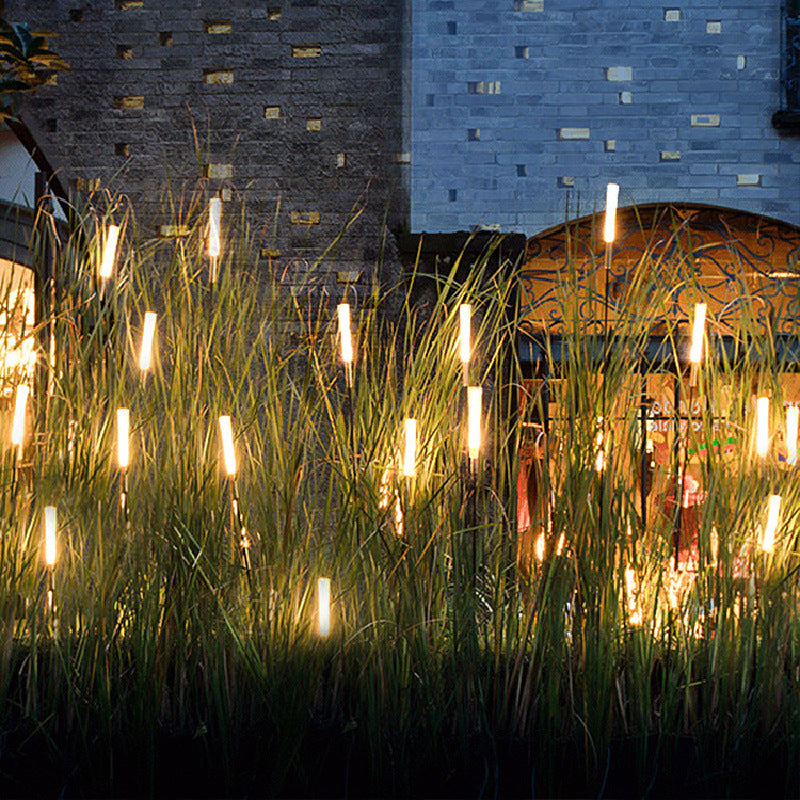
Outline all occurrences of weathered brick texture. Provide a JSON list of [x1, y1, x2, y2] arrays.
[[412, 0, 800, 234], [9, 0, 405, 288]]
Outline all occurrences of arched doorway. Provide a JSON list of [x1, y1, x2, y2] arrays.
[[0, 198, 42, 455], [515, 203, 800, 578]]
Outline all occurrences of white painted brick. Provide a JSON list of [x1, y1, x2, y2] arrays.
[[290, 211, 321, 225], [691, 114, 720, 127], [664, 9, 681, 22], [736, 173, 761, 186], [605, 139, 616, 152], [706, 21, 721, 34], [737, 55, 747, 70], [336, 270, 362, 284], [206, 163, 233, 179], [619, 91, 633, 104], [157, 224, 190, 237], [605, 66, 632, 82], [204, 70, 234, 85], [205, 20, 232, 34], [558, 127, 590, 140], [468, 81, 501, 94], [514, 0, 543, 11], [292, 45, 321, 58]]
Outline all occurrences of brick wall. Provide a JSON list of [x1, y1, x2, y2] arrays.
[[412, 0, 800, 235], [7, 0, 406, 290]]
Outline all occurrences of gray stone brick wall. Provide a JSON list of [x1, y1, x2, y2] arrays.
[[10, 0, 799, 259], [412, 0, 800, 235], [7, 0, 405, 289]]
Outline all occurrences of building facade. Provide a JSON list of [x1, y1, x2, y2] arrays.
[[412, 0, 800, 235], [4, 0, 408, 291], [2, 0, 799, 272]]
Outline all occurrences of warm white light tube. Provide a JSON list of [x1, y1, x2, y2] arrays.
[[603, 182, 619, 244], [218, 415, 237, 476], [99, 224, 120, 280]]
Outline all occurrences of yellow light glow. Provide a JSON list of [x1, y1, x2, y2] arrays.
[[139, 312, 157, 371], [394, 494, 403, 538], [625, 567, 641, 625], [459, 304, 471, 364], [467, 386, 482, 462], [318, 577, 331, 637], [603, 182, 619, 244], [756, 396, 770, 457], [787, 405, 798, 465], [337, 303, 353, 364], [44, 506, 57, 566], [556, 531, 565, 556], [625, 567, 636, 595], [763, 494, 781, 552], [689, 303, 706, 365], [594, 417, 604, 472], [535, 532, 545, 562], [403, 418, 417, 478], [0, 265, 37, 386], [667, 571, 679, 610], [379, 465, 392, 510], [117, 408, 130, 468], [11, 383, 28, 446], [99, 224, 120, 280], [218, 415, 237, 476], [208, 197, 221, 259]]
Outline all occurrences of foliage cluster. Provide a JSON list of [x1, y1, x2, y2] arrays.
[[0, 189, 799, 797]]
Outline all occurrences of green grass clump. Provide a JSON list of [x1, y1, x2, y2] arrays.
[[0, 188, 798, 797]]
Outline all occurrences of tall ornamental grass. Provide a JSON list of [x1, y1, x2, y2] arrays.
[[0, 186, 798, 797]]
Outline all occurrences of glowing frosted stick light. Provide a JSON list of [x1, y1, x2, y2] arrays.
[[11, 384, 28, 448], [787, 405, 798, 465], [603, 182, 619, 244], [44, 506, 57, 566], [403, 418, 417, 478], [337, 303, 353, 363], [763, 494, 781, 552], [139, 312, 157, 371], [459, 304, 471, 385], [689, 303, 706, 364], [208, 198, 221, 259], [467, 386, 482, 464], [117, 408, 130, 468], [218, 415, 237, 476], [459, 305, 471, 364], [337, 303, 353, 387], [756, 396, 770, 458], [318, 577, 331, 637], [688, 302, 706, 385], [99, 224, 120, 280]]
